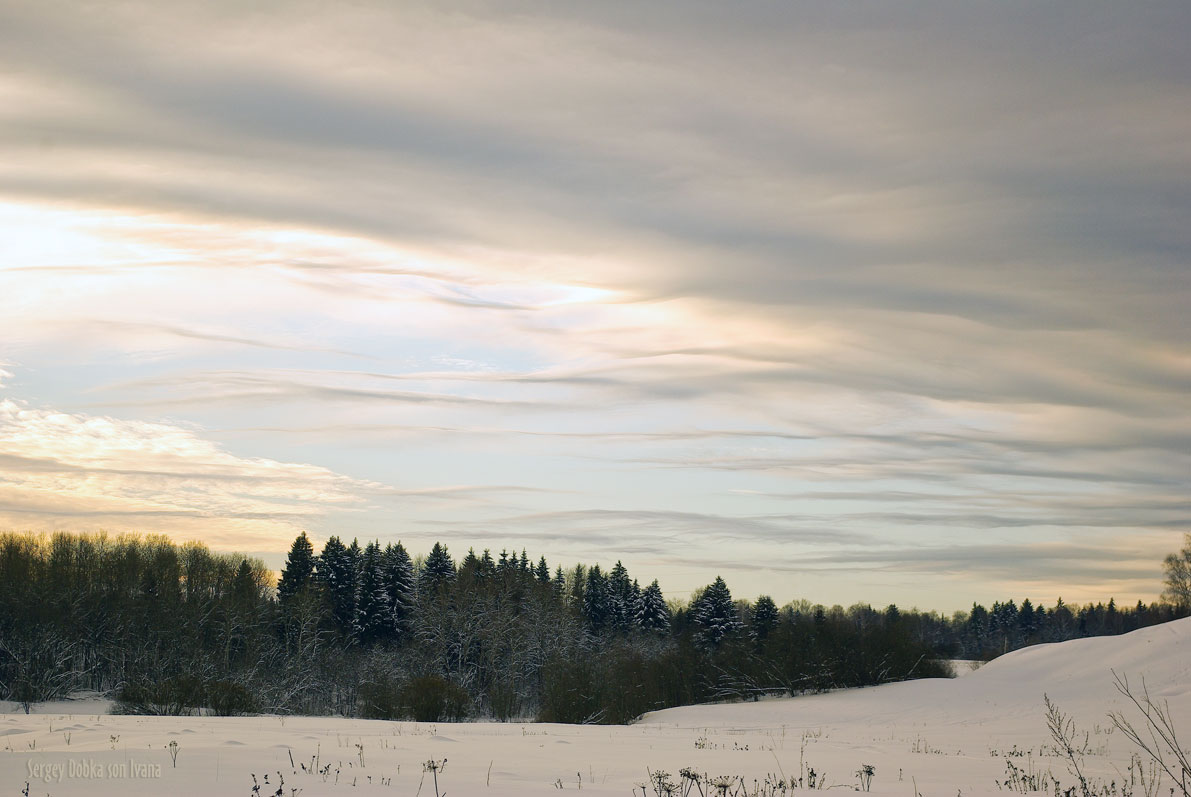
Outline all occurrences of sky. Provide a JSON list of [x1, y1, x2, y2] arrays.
[[1, 1, 1188, 612]]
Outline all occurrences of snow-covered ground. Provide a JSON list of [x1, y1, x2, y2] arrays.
[[4, 619, 1188, 796]]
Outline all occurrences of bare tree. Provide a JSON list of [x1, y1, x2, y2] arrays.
[[1162, 533, 1191, 609], [0, 631, 86, 714]]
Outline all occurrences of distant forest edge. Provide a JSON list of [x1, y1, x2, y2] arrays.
[[1, 531, 1188, 723]]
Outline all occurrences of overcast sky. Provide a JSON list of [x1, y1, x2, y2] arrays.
[[1, 1, 1188, 611]]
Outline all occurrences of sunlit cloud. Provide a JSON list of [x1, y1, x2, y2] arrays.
[[0, 1, 1187, 609], [0, 399, 374, 548]]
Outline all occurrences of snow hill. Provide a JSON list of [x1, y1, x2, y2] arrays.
[[2, 618, 1188, 796], [641, 615, 1191, 731]]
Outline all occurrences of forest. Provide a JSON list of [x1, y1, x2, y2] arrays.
[[1, 530, 1186, 724]]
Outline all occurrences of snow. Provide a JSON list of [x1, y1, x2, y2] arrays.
[[0, 692, 114, 717], [946, 659, 983, 678], [3, 618, 1188, 796]]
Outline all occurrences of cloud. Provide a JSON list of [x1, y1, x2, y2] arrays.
[[3, 4, 1187, 315], [787, 541, 1166, 587], [75, 320, 367, 358], [0, 1, 1187, 607], [417, 507, 876, 554], [88, 371, 555, 413], [645, 541, 1166, 603], [0, 399, 374, 548]]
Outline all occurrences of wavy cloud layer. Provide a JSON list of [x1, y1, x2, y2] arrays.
[[0, 1, 1187, 608]]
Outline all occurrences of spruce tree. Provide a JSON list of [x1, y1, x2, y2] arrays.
[[317, 536, 359, 637], [420, 542, 456, 593], [479, 549, 496, 582], [277, 532, 316, 605], [1018, 598, 1037, 639], [583, 565, 610, 633], [552, 565, 567, 602], [693, 576, 742, 647], [630, 578, 643, 624], [750, 595, 779, 643], [231, 558, 259, 608], [569, 564, 586, 609], [636, 580, 670, 633], [383, 541, 416, 639], [608, 561, 632, 633], [535, 556, 550, 585], [355, 541, 394, 645], [459, 548, 481, 584]]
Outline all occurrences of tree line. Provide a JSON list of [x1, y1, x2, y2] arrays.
[[0, 530, 1186, 722]]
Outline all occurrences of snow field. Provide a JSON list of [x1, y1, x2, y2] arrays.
[[3, 618, 1187, 796]]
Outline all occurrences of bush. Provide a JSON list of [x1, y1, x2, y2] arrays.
[[399, 675, 470, 722], [358, 675, 403, 720], [113, 675, 205, 715], [205, 679, 260, 716], [538, 655, 605, 724], [113, 676, 259, 716]]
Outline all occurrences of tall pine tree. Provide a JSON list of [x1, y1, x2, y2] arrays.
[[569, 564, 586, 609], [636, 579, 670, 633], [420, 542, 456, 594], [383, 542, 416, 639], [231, 558, 260, 608], [608, 561, 633, 633], [277, 532, 316, 605], [355, 541, 393, 645], [479, 549, 496, 582], [458, 548, 481, 584], [317, 536, 358, 638], [552, 565, 567, 603], [693, 576, 742, 647], [583, 565, 610, 633], [749, 595, 778, 644]]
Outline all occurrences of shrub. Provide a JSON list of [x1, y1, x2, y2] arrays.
[[113, 676, 259, 716], [113, 674, 205, 715], [205, 679, 260, 716], [358, 675, 404, 720], [537, 656, 602, 724], [399, 675, 470, 722]]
